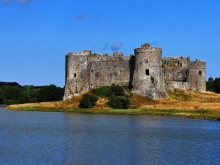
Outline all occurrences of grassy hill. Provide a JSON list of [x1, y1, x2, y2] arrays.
[[6, 88, 220, 120]]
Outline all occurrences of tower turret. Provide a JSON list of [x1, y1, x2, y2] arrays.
[[63, 50, 91, 100], [189, 60, 206, 92], [132, 43, 166, 99]]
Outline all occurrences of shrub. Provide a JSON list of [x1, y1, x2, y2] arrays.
[[151, 76, 154, 84], [91, 86, 110, 97], [79, 94, 98, 108], [108, 96, 130, 109], [110, 85, 125, 96]]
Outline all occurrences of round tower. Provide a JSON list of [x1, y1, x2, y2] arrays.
[[189, 60, 206, 92], [132, 43, 166, 99], [63, 51, 91, 100]]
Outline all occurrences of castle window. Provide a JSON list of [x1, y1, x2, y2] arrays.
[[199, 71, 202, 75], [145, 69, 149, 75], [118, 70, 121, 74], [183, 77, 187, 82], [180, 63, 182, 67], [74, 73, 76, 78], [145, 59, 148, 63]]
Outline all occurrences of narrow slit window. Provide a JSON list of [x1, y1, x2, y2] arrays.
[[74, 73, 76, 78], [199, 71, 202, 75], [145, 69, 149, 75]]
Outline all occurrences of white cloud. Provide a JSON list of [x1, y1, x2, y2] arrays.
[[110, 42, 123, 51], [0, 0, 32, 4], [75, 14, 86, 20]]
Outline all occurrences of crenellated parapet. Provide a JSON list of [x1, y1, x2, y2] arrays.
[[64, 42, 206, 100], [190, 60, 206, 69]]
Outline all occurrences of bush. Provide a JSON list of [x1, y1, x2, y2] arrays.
[[91, 86, 110, 97], [110, 85, 125, 96], [108, 96, 130, 109], [79, 94, 98, 108]]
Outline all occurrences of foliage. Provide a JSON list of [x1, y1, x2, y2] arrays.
[[91, 86, 110, 97], [91, 84, 125, 97], [151, 76, 154, 84], [79, 94, 98, 108], [206, 77, 214, 91], [109, 84, 125, 96], [37, 85, 64, 102], [108, 96, 130, 109], [206, 77, 220, 93], [213, 77, 220, 93], [0, 81, 64, 105]]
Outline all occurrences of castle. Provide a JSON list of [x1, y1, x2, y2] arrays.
[[63, 43, 206, 100]]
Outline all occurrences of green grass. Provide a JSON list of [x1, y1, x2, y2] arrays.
[[7, 106, 220, 121]]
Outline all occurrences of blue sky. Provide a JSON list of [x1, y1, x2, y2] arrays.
[[1, 0, 220, 87]]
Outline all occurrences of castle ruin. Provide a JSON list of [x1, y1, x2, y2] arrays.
[[63, 43, 206, 100]]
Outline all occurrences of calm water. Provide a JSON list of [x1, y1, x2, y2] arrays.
[[0, 108, 220, 165]]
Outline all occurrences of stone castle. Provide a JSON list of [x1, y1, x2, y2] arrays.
[[63, 43, 206, 100]]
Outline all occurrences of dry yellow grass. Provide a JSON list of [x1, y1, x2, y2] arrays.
[[7, 88, 220, 120]]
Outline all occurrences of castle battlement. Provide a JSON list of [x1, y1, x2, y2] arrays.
[[64, 43, 206, 100]]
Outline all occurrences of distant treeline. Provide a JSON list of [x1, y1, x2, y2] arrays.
[[0, 77, 220, 105], [206, 77, 220, 93], [0, 81, 64, 105]]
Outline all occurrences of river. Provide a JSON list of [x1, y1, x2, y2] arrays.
[[0, 108, 220, 165]]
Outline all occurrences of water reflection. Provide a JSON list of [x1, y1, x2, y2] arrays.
[[0, 108, 220, 165]]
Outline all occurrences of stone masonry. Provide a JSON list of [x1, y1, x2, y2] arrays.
[[63, 43, 206, 100]]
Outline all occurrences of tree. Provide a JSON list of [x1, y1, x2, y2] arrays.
[[206, 77, 214, 91], [213, 77, 220, 93], [110, 85, 125, 96], [38, 84, 64, 102], [108, 96, 130, 109], [79, 94, 98, 108]]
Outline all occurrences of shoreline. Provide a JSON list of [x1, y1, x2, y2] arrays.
[[6, 106, 220, 121], [0, 105, 7, 108], [5, 90, 220, 121]]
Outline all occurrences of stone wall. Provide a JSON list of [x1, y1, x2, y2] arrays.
[[189, 60, 206, 92], [64, 43, 206, 100], [132, 44, 166, 99]]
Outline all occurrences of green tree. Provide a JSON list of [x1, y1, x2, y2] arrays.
[[110, 85, 125, 96], [79, 94, 98, 108], [206, 77, 214, 91], [38, 84, 64, 102], [108, 96, 130, 109], [213, 77, 220, 93]]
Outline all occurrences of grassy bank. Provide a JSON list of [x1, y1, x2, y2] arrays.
[[6, 89, 220, 121]]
